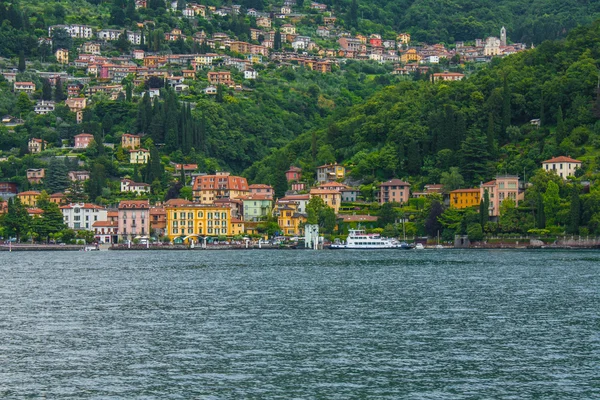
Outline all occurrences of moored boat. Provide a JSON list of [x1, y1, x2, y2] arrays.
[[329, 229, 414, 249]]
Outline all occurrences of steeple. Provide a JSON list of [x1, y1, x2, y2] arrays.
[[500, 26, 507, 46]]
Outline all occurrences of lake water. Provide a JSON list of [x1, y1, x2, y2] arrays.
[[0, 249, 598, 398]]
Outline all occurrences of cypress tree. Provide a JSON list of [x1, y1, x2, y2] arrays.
[[501, 73, 511, 143], [486, 112, 496, 156], [556, 106, 566, 144], [536, 193, 546, 228], [567, 186, 580, 234], [41, 78, 52, 100], [18, 50, 25, 72], [480, 189, 490, 227]]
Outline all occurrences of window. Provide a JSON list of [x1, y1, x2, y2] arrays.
[[198, 211, 203, 218], [208, 212, 213, 219], [188, 212, 193, 219]]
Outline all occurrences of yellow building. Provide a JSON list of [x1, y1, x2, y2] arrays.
[[17, 191, 41, 207], [309, 188, 341, 213], [275, 202, 306, 236], [449, 188, 481, 209], [165, 199, 237, 239], [55, 48, 69, 64], [231, 218, 245, 236], [400, 48, 421, 63], [397, 33, 411, 44], [129, 148, 150, 164]]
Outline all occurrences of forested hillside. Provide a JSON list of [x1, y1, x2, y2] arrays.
[[245, 21, 600, 188], [330, 0, 600, 43]]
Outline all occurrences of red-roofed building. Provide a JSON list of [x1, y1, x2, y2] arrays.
[[480, 175, 520, 217], [286, 166, 302, 182], [377, 179, 411, 204], [541, 156, 582, 180], [93, 220, 119, 243], [60, 203, 107, 230], [192, 171, 249, 204], [74, 133, 94, 149], [309, 188, 341, 213], [248, 183, 273, 200], [118, 199, 150, 240], [121, 179, 150, 195]]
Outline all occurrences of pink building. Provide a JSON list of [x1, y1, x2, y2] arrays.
[[480, 175, 520, 217], [377, 179, 411, 204], [248, 184, 274, 200], [118, 200, 150, 241], [74, 133, 94, 149], [286, 166, 302, 182]]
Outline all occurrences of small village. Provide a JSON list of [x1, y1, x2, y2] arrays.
[[0, 1, 596, 249], [1, 1, 527, 126], [0, 145, 589, 248]]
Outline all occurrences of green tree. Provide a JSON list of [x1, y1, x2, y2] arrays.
[[44, 158, 70, 193], [467, 223, 483, 240], [479, 189, 490, 227], [440, 167, 465, 193], [2, 197, 31, 242], [567, 185, 580, 234], [18, 50, 25, 72], [41, 78, 52, 101], [556, 106, 566, 144], [86, 162, 106, 201], [15, 92, 32, 116], [306, 196, 336, 233], [543, 181, 561, 226], [378, 202, 398, 228]]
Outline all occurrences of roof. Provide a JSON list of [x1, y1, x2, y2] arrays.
[[286, 166, 301, 172], [164, 198, 192, 206], [50, 192, 65, 198], [129, 148, 149, 153], [482, 180, 496, 186], [318, 182, 348, 188], [340, 215, 378, 222], [248, 184, 272, 189], [18, 191, 41, 195], [92, 220, 118, 228], [450, 188, 480, 193], [118, 200, 150, 209], [542, 156, 582, 164], [310, 189, 341, 195], [27, 208, 44, 215], [75, 133, 94, 137], [240, 194, 272, 201], [60, 203, 105, 210], [280, 194, 310, 201], [380, 179, 411, 187]]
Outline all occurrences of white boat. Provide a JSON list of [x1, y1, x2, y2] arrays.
[[414, 243, 425, 250], [329, 229, 413, 249]]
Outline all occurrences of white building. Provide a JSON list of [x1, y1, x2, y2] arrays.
[[541, 156, 582, 179], [121, 179, 151, 194], [34, 100, 56, 115], [60, 203, 107, 230], [244, 69, 258, 80]]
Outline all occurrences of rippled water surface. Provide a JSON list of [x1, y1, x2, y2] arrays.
[[0, 249, 599, 398]]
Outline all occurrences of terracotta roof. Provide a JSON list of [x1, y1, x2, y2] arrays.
[[287, 166, 301, 172], [18, 191, 41, 195], [92, 220, 118, 227], [248, 184, 272, 189], [310, 189, 341, 195], [164, 198, 192, 206], [280, 194, 310, 201], [75, 133, 94, 137], [379, 179, 411, 187], [27, 208, 44, 215], [542, 156, 581, 164], [318, 182, 348, 188], [60, 203, 105, 210], [240, 194, 272, 201], [129, 148, 149, 153], [150, 206, 165, 215], [50, 192, 65, 198], [450, 188, 480, 193], [482, 180, 496, 186], [340, 215, 378, 222], [118, 200, 150, 209]]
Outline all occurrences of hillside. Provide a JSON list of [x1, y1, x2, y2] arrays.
[[245, 21, 600, 188]]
